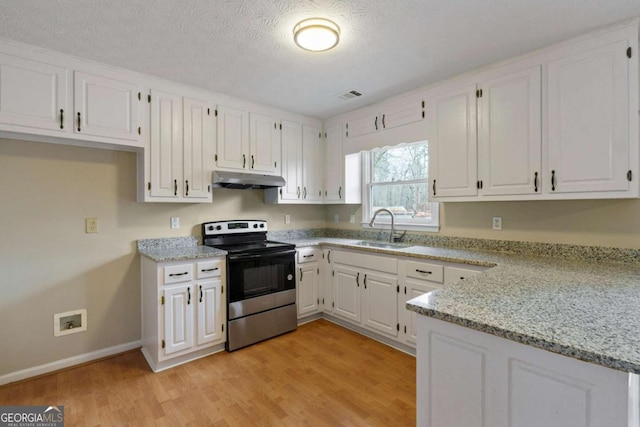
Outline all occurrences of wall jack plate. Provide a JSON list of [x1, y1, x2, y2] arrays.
[[54, 309, 87, 337]]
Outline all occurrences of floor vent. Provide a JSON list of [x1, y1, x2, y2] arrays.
[[337, 90, 363, 101]]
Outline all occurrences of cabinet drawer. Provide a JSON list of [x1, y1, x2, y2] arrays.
[[444, 266, 485, 285], [405, 261, 444, 283], [163, 264, 193, 284], [196, 259, 223, 279], [297, 247, 321, 264]]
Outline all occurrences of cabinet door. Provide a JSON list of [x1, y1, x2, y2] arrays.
[[196, 279, 223, 346], [183, 97, 213, 200], [249, 112, 279, 174], [0, 53, 68, 131], [547, 39, 630, 193], [324, 124, 344, 202], [302, 125, 323, 201], [297, 263, 320, 317], [280, 120, 303, 200], [402, 279, 440, 345], [163, 285, 194, 355], [332, 264, 361, 323], [362, 270, 398, 338], [428, 83, 478, 198], [216, 105, 249, 170], [347, 113, 379, 138], [322, 249, 333, 313], [381, 98, 424, 130], [478, 66, 542, 196], [73, 71, 139, 141], [150, 89, 183, 198]]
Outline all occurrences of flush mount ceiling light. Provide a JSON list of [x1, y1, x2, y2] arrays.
[[293, 18, 340, 52]]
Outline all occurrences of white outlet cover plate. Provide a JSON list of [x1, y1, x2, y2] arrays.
[[492, 216, 502, 230], [170, 217, 180, 229]]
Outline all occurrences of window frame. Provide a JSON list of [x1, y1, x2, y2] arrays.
[[361, 141, 439, 233]]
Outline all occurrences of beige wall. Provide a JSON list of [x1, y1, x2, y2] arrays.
[[0, 138, 325, 376], [2, 136, 640, 377], [326, 199, 640, 249]]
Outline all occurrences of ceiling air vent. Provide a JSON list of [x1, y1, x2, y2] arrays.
[[337, 90, 363, 101]]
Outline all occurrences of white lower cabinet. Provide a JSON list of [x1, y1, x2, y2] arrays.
[[321, 246, 491, 350], [330, 250, 399, 339], [417, 315, 634, 427], [296, 247, 321, 318], [141, 256, 226, 372], [398, 259, 445, 346]]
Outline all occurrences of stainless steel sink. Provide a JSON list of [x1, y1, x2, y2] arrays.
[[353, 241, 410, 249]]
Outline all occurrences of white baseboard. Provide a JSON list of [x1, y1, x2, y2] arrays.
[[0, 340, 141, 386]]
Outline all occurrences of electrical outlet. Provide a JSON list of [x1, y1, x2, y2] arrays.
[[334, 214, 339, 223], [85, 218, 98, 233], [350, 215, 355, 223], [285, 214, 291, 224], [492, 216, 503, 230], [170, 217, 180, 229]]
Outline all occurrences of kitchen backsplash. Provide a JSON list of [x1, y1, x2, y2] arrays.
[[270, 228, 640, 264]]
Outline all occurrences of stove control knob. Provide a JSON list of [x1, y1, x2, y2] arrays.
[[216, 225, 222, 231], [208, 226, 214, 231], [259, 224, 265, 228], [253, 224, 258, 228]]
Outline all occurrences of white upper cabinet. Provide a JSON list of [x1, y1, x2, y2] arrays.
[[215, 107, 281, 175], [149, 89, 183, 199], [0, 52, 68, 131], [478, 66, 542, 196], [249, 112, 279, 174], [346, 97, 424, 139], [0, 47, 142, 147], [215, 105, 249, 170], [324, 122, 362, 204], [302, 124, 323, 201], [73, 71, 139, 141], [324, 123, 344, 202], [183, 97, 214, 199], [429, 21, 638, 201], [145, 88, 213, 202], [265, 120, 325, 204], [279, 119, 303, 201], [546, 37, 633, 195], [428, 82, 478, 198]]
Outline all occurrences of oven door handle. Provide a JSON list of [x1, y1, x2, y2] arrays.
[[228, 250, 296, 261]]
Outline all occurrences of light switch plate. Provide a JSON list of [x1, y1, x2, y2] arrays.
[[285, 214, 291, 224]]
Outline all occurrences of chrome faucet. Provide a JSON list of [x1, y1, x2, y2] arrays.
[[369, 208, 405, 243]]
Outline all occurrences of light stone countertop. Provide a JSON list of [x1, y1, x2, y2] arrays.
[[281, 237, 640, 374], [137, 236, 226, 262]]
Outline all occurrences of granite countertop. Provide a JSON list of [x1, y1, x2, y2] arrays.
[[281, 237, 640, 374], [137, 237, 226, 262]]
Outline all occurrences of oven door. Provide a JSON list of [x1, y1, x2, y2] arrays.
[[227, 249, 296, 303]]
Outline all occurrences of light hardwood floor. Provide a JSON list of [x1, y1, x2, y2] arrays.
[[0, 319, 416, 426]]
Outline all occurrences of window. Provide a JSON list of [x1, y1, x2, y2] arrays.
[[363, 141, 439, 232]]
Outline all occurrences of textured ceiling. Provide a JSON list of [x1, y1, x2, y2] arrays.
[[1, 1, 639, 119]]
